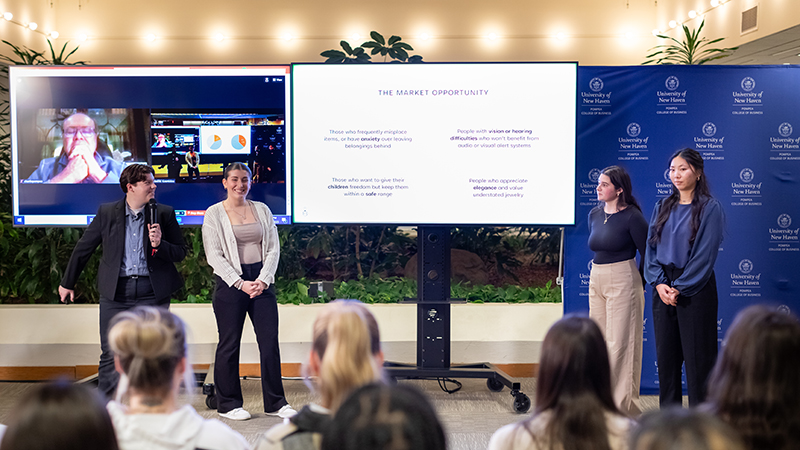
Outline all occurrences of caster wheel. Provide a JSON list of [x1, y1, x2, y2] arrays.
[[205, 395, 218, 410], [486, 377, 504, 392], [513, 393, 531, 413]]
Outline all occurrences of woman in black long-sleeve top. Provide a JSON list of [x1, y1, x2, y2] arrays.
[[588, 165, 648, 416]]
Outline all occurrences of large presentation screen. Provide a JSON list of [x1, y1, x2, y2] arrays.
[[291, 62, 577, 225], [10, 66, 291, 226]]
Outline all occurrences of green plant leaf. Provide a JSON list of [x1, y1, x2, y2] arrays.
[[320, 50, 345, 58], [370, 31, 385, 45], [340, 41, 354, 55]]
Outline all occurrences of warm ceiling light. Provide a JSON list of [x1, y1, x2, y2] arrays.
[[351, 33, 361, 40], [3, 12, 12, 21], [27, 22, 38, 30], [214, 33, 225, 42], [49, 31, 59, 39], [710, 0, 720, 6], [669, 20, 678, 28], [420, 33, 430, 40], [145, 33, 156, 42], [624, 32, 633, 40], [487, 32, 498, 40], [282, 33, 293, 41], [78, 34, 89, 41], [555, 32, 566, 40], [688, 10, 698, 18]]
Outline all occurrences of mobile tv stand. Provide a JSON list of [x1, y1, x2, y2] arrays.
[[383, 226, 531, 413]]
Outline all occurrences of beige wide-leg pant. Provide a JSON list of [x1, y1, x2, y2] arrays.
[[589, 258, 644, 416]]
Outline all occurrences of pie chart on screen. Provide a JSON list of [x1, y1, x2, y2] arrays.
[[207, 135, 222, 150], [231, 134, 247, 150]]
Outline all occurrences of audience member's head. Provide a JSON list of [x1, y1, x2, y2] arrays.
[[321, 383, 446, 450], [631, 407, 744, 450], [108, 306, 193, 403], [536, 314, 617, 414], [525, 314, 622, 450], [306, 299, 384, 411], [0, 380, 118, 450], [703, 304, 800, 450]]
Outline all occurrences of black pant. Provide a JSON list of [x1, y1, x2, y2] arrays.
[[213, 262, 287, 414], [187, 166, 199, 179], [652, 267, 718, 407], [99, 276, 168, 399]]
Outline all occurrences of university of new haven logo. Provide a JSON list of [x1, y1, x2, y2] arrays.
[[739, 168, 755, 183], [626, 123, 641, 137], [741, 77, 756, 92], [738, 259, 753, 274], [778, 214, 792, 228], [663, 168, 671, 182], [665, 76, 679, 91], [588, 168, 602, 183], [779, 122, 793, 137], [702, 122, 717, 137], [778, 305, 792, 315], [589, 77, 603, 92]]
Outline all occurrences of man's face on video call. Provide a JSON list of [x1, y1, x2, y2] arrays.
[[62, 113, 98, 158]]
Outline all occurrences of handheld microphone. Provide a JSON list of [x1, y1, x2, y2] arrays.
[[148, 198, 158, 225], [149, 198, 159, 255]]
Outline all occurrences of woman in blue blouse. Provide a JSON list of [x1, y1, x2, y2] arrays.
[[645, 148, 724, 407]]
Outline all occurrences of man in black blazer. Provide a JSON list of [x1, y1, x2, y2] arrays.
[[59, 163, 186, 398]]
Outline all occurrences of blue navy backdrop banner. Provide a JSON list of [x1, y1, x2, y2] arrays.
[[564, 65, 800, 394]]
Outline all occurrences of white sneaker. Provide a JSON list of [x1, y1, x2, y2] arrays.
[[266, 404, 297, 419], [219, 407, 251, 421]]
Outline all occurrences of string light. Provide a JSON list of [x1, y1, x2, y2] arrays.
[[3, 10, 62, 39], [0, 8, 694, 46], [661, 0, 727, 38]]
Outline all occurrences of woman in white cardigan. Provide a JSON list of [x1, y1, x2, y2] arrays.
[[202, 162, 295, 421]]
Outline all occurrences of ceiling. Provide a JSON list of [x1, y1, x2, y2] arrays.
[[717, 24, 800, 65]]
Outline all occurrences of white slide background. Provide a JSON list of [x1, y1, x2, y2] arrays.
[[292, 63, 576, 225]]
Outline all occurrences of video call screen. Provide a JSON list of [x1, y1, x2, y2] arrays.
[[10, 66, 292, 226]]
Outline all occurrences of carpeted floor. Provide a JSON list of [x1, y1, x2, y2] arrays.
[[0, 377, 673, 449]]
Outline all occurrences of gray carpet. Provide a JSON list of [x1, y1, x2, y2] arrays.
[[0, 377, 671, 449]]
